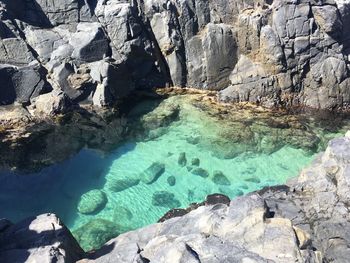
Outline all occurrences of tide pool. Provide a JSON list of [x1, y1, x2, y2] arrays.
[[0, 94, 349, 251]]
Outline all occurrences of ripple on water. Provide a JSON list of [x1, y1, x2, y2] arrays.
[[0, 95, 349, 251]]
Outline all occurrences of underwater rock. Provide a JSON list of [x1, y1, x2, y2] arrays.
[[152, 191, 181, 208], [113, 206, 133, 223], [191, 167, 209, 178], [212, 171, 231, 186], [167, 176, 176, 186], [187, 166, 193, 172], [245, 177, 261, 184], [73, 219, 124, 252], [178, 152, 187, 167], [107, 178, 140, 193], [191, 158, 200, 166], [77, 189, 107, 215], [141, 162, 165, 184], [186, 135, 201, 145]]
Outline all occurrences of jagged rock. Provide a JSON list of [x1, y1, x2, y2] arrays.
[[0, 214, 84, 262], [177, 152, 187, 167], [107, 178, 140, 193], [77, 189, 107, 215], [152, 191, 181, 208], [28, 89, 71, 117], [141, 162, 165, 184]]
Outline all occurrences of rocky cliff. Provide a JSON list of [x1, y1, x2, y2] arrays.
[[0, 0, 350, 114], [1, 133, 350, 262]]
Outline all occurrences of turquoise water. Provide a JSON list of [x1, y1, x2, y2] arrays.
[[0, 94, 348, 251]]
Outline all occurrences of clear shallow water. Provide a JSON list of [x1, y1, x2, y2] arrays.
[[0, 94, 349, 251]]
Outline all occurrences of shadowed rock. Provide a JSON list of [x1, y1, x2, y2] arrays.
[[141, 162, 165, 184], [152, 191, 181, 208], [77, 189, 107, 215]]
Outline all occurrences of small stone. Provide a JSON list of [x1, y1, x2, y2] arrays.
[[108, 178, 140, 193], [212, 170, 231, 186], [77, 189, 107, 215], [245, 177, 261, 184], [205, 194, 230, 206], [191, 158, 200, 166], [141, 162, 165, 184], [191, 167, 209, 178], [178, 152, 187, 167], [187, 166, 193, 172], [152, 191, 181, 208], [167, 176, 176, 186]]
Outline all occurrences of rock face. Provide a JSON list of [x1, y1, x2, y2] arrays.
[[0, 213, 84, 263], [0, 0, 349, 112]]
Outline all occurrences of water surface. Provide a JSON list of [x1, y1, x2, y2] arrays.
[[0, 94, 349, 251]]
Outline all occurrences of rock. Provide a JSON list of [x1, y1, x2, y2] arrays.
[[191, 158, 200, 166], [77, 189, 107, 215], [177, 152, 187, 167], [191, 167, 209, 178], [141, 162, 165, 184], [107, 178, 140, 193], [113, 206, 133, 223], [73, 219, 123, 252], [0, 214, 84, 262], [245, 177, 261, 184], [152, 191, 181, 208], [0, 219, 12, 233], [167, 176, 176, 186], [212, 170, 231, 185]]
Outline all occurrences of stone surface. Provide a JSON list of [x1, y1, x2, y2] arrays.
[[77, 189, 107, 215], [1, 0, 350, 112], [107, 178, 140, 193], [141, 162, 165, 184], [0, 213, 84, 263]]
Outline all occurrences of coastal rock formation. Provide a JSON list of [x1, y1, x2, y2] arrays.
[[0, 0, 349, 113], [2, 133, 350, 262]]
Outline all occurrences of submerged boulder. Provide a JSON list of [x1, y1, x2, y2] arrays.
[[141, 162, 165, 184], [152, 191, 181, 208], [178, 152, 187, 167], [191, 158, 200, 166], [73, 219, 123, 252], [167, 176, 176, 186], [212, 170, 231, 186], [107, 178, 140, 193], [113, 206, 133, 223], [77, 189, 107, 215], [191, 167, 209, 178]]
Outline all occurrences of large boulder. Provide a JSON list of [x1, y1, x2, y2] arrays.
[[77, 189, 108, 215], [0, 214, 84, 263]]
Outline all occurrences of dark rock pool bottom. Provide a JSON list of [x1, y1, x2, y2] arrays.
[[1, 94, 350, 251]]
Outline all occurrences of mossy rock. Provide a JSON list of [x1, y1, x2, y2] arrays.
[[178, 152, 187, 167], [167, 176, 176, 186], [108, 178, 140, 193], [141, 162, 165, 184], [73, 219, 125, 251], [77, 189, 107, 215], [212, 170, 231, 186], [152, 191, 181, 208], [191, 167, 209, 178]]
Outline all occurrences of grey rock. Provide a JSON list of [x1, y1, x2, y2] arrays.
[[0, 213, 84, 263]]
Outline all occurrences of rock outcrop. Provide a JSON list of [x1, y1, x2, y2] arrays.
[[0, 0, 349, 113], [2, 133, 350, 262]]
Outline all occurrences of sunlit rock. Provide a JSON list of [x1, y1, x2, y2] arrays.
[[77, 189, 107, 215]]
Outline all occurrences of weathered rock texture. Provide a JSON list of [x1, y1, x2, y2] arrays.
[[0, 0, 349, 112], [2, 133, 350, 262]]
